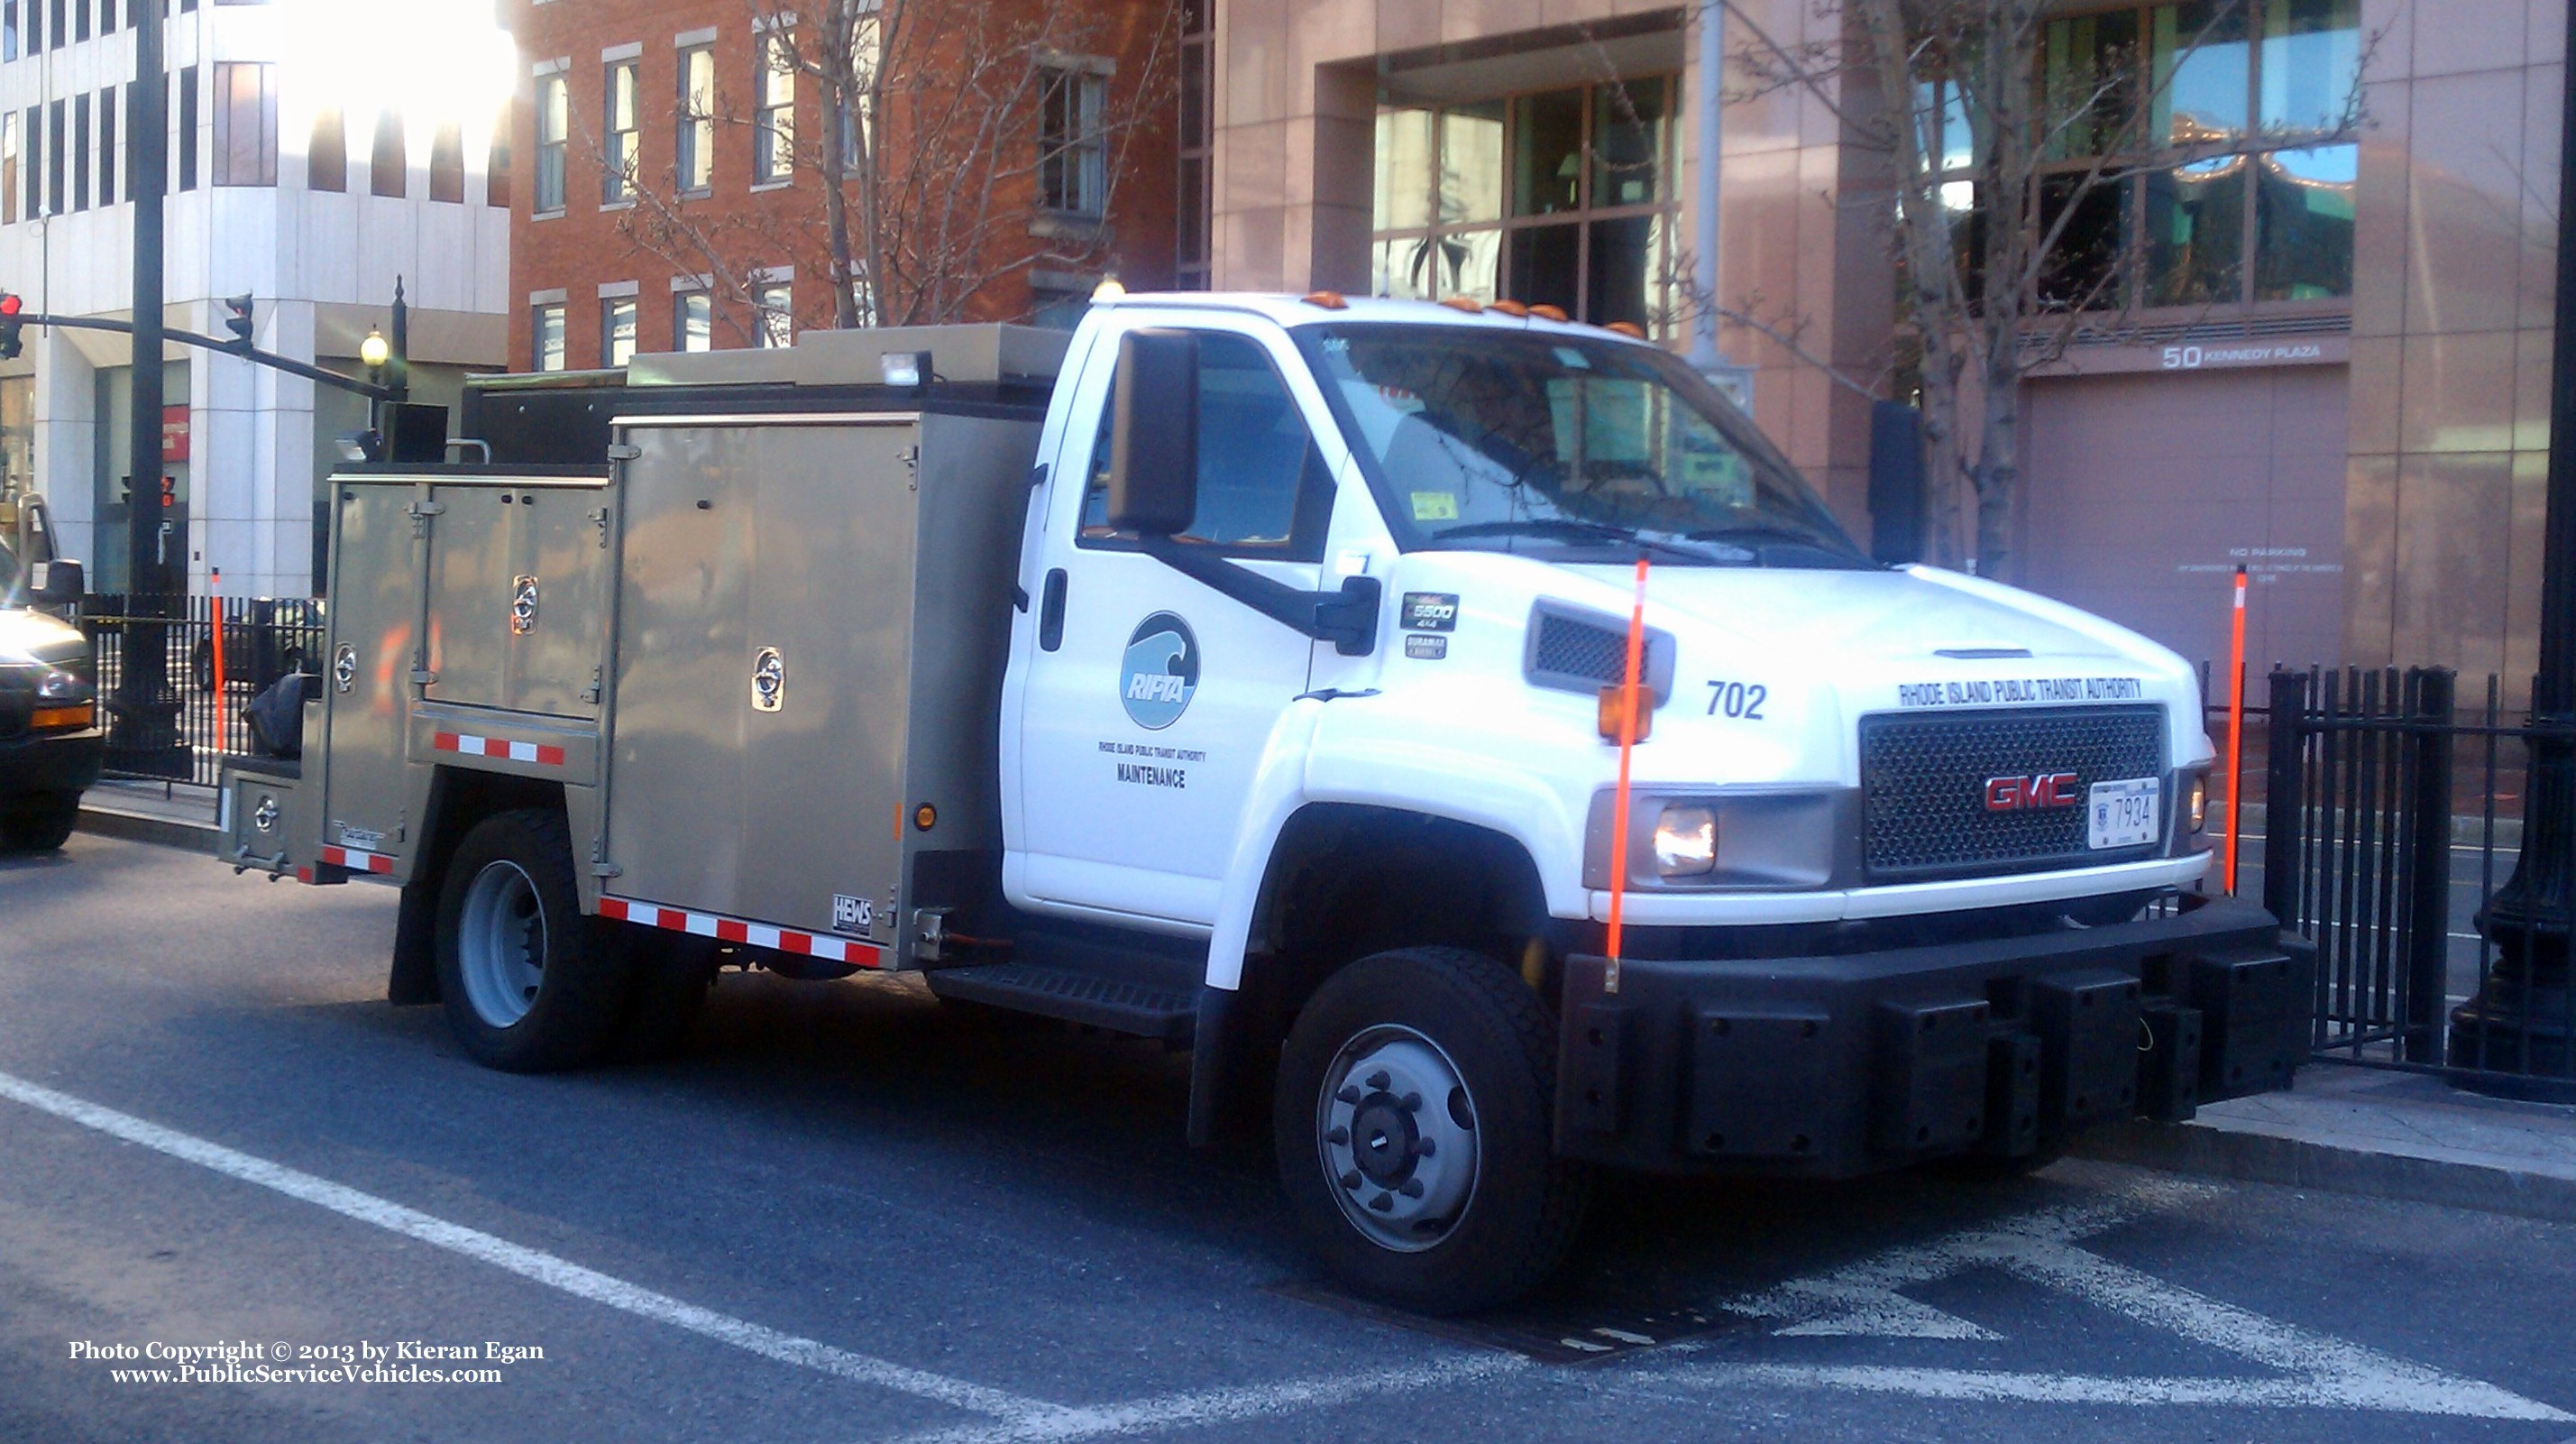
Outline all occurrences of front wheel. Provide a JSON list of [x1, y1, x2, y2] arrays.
[[1273, 947, 1590, 1316], [0, 791, 81, 852], [434, 808, 632, 1072]]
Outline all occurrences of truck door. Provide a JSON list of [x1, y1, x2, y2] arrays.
[[1009, 317, 1339, 927]]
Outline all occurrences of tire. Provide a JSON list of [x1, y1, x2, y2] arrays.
[[1273, 946, 1591, 1316], [434, 808, 632, 1072], [612, 931, 717, 1063], [0, 792, 81, 852]]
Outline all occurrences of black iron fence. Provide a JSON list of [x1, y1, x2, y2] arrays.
[[2254, 666, 2573, 1090], [75, 593, 324, 786]]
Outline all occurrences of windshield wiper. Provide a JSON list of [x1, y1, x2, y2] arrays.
[[1682, 521, 1862, 557], [1425, 519, 1737, 565]]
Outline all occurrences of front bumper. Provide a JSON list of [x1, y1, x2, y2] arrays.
[[1554, 897, 2306, 1177], [0, 726, 105, 799]]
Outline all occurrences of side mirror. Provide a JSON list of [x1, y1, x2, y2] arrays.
[[27, 557, 82, 605], [16, 491, 56, 566], [1105, 328, 1198, 537]]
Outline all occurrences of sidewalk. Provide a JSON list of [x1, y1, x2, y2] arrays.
[[2076, 1060, 2576, 1224], [77, 777, 222, 853]]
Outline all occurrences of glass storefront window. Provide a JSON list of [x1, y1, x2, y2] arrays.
[[1511, 88, 1584, 217], [2253, 143, 2355, 300], [2260, 0, 2361, 133], [2042, 10, 2139, 161], [2144, 157, 2247, 306], [1440, 101, 1504, 225], [2151, 0, 2251, 148], [1371, 78, 1679, 333], [1591, 81, 1667, 208], [0, 375, 30, 516], [1373, 107, 1434, 232], [2038, 173, 2128, 308]]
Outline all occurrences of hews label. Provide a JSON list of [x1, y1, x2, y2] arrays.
[[1120, 612, 1199, 731]]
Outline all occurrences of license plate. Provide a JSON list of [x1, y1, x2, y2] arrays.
[[2088, 777, 2161, 850]]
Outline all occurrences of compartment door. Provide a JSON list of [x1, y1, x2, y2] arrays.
[[603, 417, 917, 948], [317, 482, 423, 862]]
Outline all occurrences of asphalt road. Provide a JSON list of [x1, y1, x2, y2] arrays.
[[5, 833, 2573, 1444]]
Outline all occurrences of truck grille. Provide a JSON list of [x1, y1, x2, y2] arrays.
[[1858, 705, 2166, 883]]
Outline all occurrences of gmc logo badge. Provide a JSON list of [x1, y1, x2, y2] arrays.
[[1985, 772, 2079, 811]]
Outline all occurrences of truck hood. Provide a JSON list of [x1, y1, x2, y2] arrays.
[[1620, 564, 2149, 667], [0, 606, 87, 667]]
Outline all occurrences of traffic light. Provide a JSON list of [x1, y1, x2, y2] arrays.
[[0, 292, 22, 361], [222, 293, 253, 350]]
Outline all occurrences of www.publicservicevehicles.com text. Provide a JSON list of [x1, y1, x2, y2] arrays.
[[69, 1338, 543, 1385]]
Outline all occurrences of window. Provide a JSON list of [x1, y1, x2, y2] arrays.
[[601, 295, 638, 366], [70, 93, 87, 211], [307, 107, 344, 191], [487, 111, 509, 207], [95, 85, 112, 201], [1175, 0, 1211, 287], [426, 123, 463, 201], [369, 110, 404, 197], [44, 98, 60, 215], [176, 66, 197, 191], [532, 303, 565, 371], [1037, 65, 1105, 217], [602, 59, 637, 203], [119, 81, 133, 200], [21, 106, 36, 219], [534, 71, 566, 212], [69, 0, 82, 41], [1371, 80, 1675, 333], [836, 19, 877, 176], [755, 281, 792, 347], [211, 61, 277, 187], [2, 112, 16, 225], [755, 29, 793, 183], [676, 43, 713, 192], [674, 290, 710, 351], [1992, 0, 2361, 312], [1079, 333, 1330, 557], [4, 1, 17, 62], [44, 0, 56, 50]]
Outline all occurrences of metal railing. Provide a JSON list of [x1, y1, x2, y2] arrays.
[[75, 593, 323, 786], [2257, 666, 2573, 1090]]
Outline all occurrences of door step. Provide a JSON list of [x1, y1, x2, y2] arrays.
[[925, 961, 1198, 1042]]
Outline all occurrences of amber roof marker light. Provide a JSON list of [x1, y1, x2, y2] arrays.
[[1301, 290, 1349, 309]]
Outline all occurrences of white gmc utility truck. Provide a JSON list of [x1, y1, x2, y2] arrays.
[[220, 295, 2303, 1314]]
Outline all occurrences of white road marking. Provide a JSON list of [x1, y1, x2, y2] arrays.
[[1684, 1174, 2571, 1421], [0, 1069, 1058, 1423], [890, 1356, 1529, 1444]]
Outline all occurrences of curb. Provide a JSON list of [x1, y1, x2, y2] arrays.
[[2074, 1117, 2576, 1226], [76, 804, 220, 855]]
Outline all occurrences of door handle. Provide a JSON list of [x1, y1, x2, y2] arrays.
[[1038, 568, 1068, 651]]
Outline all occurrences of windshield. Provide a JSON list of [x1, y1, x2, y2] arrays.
[[1297, 324, 1868, 567]]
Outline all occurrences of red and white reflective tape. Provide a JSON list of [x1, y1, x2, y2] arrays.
[[434, 731, 567, 767], [598, 896, 885, 968], [319, 845, 394, 874]]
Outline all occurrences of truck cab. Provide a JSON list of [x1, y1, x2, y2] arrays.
[[0, 495, 101, 852], [223, 297, 2305, 1315]]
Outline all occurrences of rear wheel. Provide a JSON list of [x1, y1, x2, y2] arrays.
[[435, 808, 631, 1072], [0, 791, 81, 852], [1273, 946, 1589, 1315]]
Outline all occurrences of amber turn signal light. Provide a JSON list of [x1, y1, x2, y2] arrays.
[[913, 804, 938, 831], [1596, 685, 1651, 743], [31, 704, 94, 731]]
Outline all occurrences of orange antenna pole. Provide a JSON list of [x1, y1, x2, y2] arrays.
[[2223, 565, 2248, 895], [209, 566, 225, 746], [1603, 556, 1651, 994]]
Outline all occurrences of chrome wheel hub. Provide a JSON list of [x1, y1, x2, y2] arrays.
[[1316, 1026, 1480, 1252], [457, 860, 545, 1029]]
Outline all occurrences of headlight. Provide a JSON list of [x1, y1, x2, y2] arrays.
[[2186, 773, 2209, 832], [37, 668, 87, 701], [1652, 805, 1718, 877]]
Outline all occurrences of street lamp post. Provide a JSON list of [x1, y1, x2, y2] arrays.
[[2453, 0, 2576, 1080], [111, 0, 182, 774]]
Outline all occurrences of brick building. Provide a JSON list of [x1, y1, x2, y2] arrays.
[[503, 0, 1179, 372]]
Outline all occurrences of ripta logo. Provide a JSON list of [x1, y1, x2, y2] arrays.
[[1985, 772, 2079, 812], [1119, 612, 1199, 731]]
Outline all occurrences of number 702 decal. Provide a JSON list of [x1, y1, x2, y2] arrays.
[[1705, 679, 1769, 720]]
